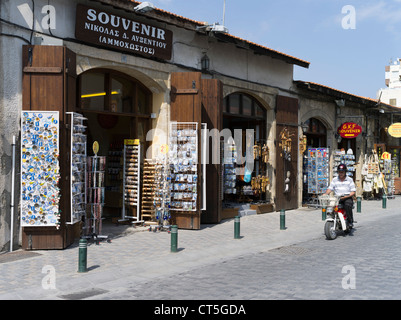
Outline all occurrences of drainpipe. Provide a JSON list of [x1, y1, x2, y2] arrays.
[[10, 136, 16, 252]]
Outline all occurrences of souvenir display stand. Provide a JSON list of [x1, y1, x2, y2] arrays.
[[223, 137, 237, 195], [66, 112, 87, 225], [20, 111, 61, 228], [361, 151, 386, 199], [85, 155, 109, 243], [141, 159, 156, 223], [332, 150, 355, 178], [169, 122, 199, 216], [105, 141, 124, 213], [306, 148, 330, 208], [152, 157, 171, 231], [307, 148, 330, 194], [383, 158, 395, 199], [120, 139, 143, 224]]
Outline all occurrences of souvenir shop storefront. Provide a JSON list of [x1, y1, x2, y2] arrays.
[[296, 81, 372, 206], [20, 46, 278, 249], [15, 1, 312, 250]]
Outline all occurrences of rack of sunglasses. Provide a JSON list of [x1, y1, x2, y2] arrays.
[[120, 140, 143, 224], [20, 111, 61, 228], [66, 112, 87, 225], [169, 122, 198, 212], [85, 156, 109, 243], [141, 159, 156, 223]]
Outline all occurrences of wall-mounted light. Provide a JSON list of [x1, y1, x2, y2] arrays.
[[379, 109, 385, 114], [301, 122, 309, 133], [201, 54, 210, 71]]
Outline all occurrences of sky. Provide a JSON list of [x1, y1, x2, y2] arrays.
[[149, 0, 401, 100]]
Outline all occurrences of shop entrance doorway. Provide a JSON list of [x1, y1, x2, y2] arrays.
[[222, 93, 268, 210], [78, 69, 152, 220]]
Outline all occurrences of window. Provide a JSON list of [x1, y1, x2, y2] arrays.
[[79, 69, 152, 115], [80, 72, 106, 111], [224, 93, 266, 119], [78, 69, 153, 147]]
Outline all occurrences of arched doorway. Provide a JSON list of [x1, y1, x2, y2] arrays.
[[222, 92, 268, 205], [78, 68, 153, 218]]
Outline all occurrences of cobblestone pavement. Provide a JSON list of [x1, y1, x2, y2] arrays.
[[114, 213, 401, 300], [0, 196, 400, 300]]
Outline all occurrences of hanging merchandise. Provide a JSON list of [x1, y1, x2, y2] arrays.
[[67, 112, 87, 225], [21, 111, 61, 228], [361, 150, 387, 199], [307, 148, 330, 194], [253, 143, 261, 159], [153, 157, 172, 229], [382, 156, 395, 199], [223, 137, 237, 194], [120, 139, 143, 224], [169, 122, 198, 212], [251, 175, 270, 194], [262, 144, 270, 163], [279, 127, 294, 161], [332, 150, 355, 178]]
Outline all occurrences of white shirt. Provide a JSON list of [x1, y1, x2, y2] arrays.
[[327, 176, 356, 196]]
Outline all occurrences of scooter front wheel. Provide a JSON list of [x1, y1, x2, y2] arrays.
[[324, 221, 337, 240]]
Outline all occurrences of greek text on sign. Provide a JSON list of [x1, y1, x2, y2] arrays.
[[338, 122, 362, 139], [388, 123, 401, 138], [75, 4, 172, 60]]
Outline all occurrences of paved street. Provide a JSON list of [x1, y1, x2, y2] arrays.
[[1, 196, 401, 303]]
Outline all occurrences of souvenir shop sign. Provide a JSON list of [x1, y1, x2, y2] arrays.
[[21, 111, 61, 228], [388, 123, 401, 138], [75, 4, 173, 60], [338, 122, 362, 139]]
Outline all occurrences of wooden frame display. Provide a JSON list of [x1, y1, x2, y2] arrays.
[[169, 122, 199, 212], [21, 111, 61, 228]]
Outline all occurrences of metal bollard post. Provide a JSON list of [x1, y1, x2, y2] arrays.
[[322, 206, 327, 221], [357, 196, 362, 213], [280, 209, 286, 230], [78, 238, 88, 273], [234, 216, 240, 239], [171, 225, 178, 253], [382, 194, 387, 209]]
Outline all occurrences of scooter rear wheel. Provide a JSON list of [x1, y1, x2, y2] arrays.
[[324, 221, 337, 240]]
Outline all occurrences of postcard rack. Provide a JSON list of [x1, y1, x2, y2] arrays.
[[120, 139, 143, 224], [66, 112, 87, 225], [169, 122, 198, 213]]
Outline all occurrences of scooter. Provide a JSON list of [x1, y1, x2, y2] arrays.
[[319, 195, 352, 240]]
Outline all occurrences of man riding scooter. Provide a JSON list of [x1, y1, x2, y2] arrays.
[[323, 164, 356, 227]]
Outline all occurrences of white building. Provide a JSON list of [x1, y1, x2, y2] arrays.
[[377, 59, 401, 108]]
